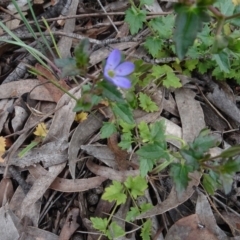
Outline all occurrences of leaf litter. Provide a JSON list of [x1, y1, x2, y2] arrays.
[[0, 0, 240, 239]]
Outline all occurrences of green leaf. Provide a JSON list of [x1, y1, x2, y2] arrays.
[[124, 176, 148, 199], [149, 120, 166, 143], [140, 0, 154, 5], [202, 173, 218, 195], [149, 15, 174, 38], [90, 217, 108, 233], [174, 5, 210, 60], [102, 181, 127, 205], [151, 65, 173, 77], [18, 141, 39, 158], [214, 0, 235, 15], [138, 92, 158, 112], [219, 158, 240, 174], [126, 206, 141, 222], [125, 7, 146, 34], [141, 219, 152, 240], [140, 203, 153, 213], [212, 52, 230, 73], [144, 36, 162, 57], [98, 80, 125, 103], [73, 94, 101, 112], [137, 143, 169, 160], [112, 103, 134, 124], [139, 157, 155, 176], [106, 222, 125, 239], [180, 148, 199, 171], [212, 35, 229, 53], [119, 120, 135, 133], [220, 145, 240, 158], [219, 173, 233, 194], [163, 72, 182, 88], [138, 121, 151, 143], [100, 122, 117, 139], [184, 59, 199, 71], [170, 163, 191, 193], [74, 38, 90, 69], [118, 132, 133, 150], [54, 58, 81, 77]]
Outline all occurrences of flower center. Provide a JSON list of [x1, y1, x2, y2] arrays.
[[108, 70, 115, 78]]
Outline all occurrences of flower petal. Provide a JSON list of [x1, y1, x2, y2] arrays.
[[115, 62, 135, 76], [112, 76, 131, 89], [105, 49, 121, 70]]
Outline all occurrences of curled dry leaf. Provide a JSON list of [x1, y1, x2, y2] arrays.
[[59, 208, 80, 240], [28, 164, 107, 192]]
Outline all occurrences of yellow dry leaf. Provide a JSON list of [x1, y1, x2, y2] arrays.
[[75, 112, 88, 122], [34, 123, 48, 137], [232, 0, 240, 5], [100, 100, 109, 106], [0, 136, 6, 163]]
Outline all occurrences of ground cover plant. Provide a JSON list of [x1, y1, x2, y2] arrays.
[[1, 0, 240, 239]]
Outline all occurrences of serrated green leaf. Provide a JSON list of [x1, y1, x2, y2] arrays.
[[54, 58, 81, 77], [170, 163, 191, 193], [112, 103, 134, 124], [118, 132, 133, 150], [180, 148, 199, 171], [184, 59, 199, 71], [100, 122, 117, 139], [149, 120, 166, 143], [125, 7, 146, 34], [74, 38, 90, 69], [140, 203, 153, 213], [220, 158, 240, 174], [126, 206, 141, 222], [139, 157, 155, 176], [149, 15, 174, 38], [119, 120, 135, 133], [174, 5, 210, 60], [220, 145, 240, 158], [124, 176, 148, 198], [202, 174, 218, 195], [137, 143, 169, 160], [214, 0, 235, 15], [90, 217, 108, 233], [144, 36, 162, 57], [106, 222, 125, 239], [102, 181, 127, 205], [212, 52, 230, 73], [163, 72, 182, 88], [141, 219, 152, 240], [98, 80, 125, 103], [138, 92, 159, 112], [151, 65, 173, 77], [138, 121, 151, 143]]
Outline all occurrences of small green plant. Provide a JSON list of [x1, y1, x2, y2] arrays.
[[90, 176, 152, 239]]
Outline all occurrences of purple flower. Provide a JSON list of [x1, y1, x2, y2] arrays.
[[103, 49, 135, 89]]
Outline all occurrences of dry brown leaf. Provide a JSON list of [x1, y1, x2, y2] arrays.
[[165, 214, 218, 240], [0, 178, 14, 207], [59, 208, 80, 240], [28, 164, 107, 192], [35, 63, 70, 103], [175, 88, 205, 143], [68, 112, 104, 178], [137, 172, 201, 219], [20, 163, 66, 220], [86, 159, 140, 182], [0, 79, 54, 101]]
